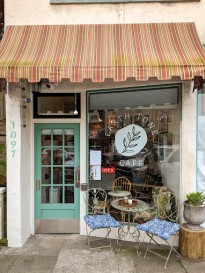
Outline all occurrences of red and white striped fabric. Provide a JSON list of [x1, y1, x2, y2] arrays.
[[0, 22, 205, 83]]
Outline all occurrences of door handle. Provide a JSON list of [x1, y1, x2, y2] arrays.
[[36, 179, 40, 191], [76, 165, 80, 188]]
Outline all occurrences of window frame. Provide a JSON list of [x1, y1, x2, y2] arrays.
[[33, 92, 81, 119]]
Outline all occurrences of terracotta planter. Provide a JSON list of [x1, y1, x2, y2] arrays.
[[183, 202, 205, 230]]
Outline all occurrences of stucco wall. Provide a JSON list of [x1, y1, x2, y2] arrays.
[[6, 84, 32, 247], [181, 82, 197, 195], [4, 0, 200, 246], [6, 77, 196, 246], [4, 1, 205, 43]]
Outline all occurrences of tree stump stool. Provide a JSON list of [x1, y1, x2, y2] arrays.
[[179, 223, 205, 260]]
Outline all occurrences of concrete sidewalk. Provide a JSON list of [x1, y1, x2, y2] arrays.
[[0, 234, 204, 273]]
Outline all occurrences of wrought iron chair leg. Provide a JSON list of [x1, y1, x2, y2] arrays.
[[144, 232, 180, 268], [115, 226, 123, 253], [163, 234, 181, 268], [144, 233, 154, 258], [86, 226, 113, 250]]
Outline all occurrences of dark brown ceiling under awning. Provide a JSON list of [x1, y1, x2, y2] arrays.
[[0, 22, 205, 85]]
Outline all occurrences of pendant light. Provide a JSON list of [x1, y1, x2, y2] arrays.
[[74, 93, 78, 115]]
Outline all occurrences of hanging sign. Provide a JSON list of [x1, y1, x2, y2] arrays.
[[101, 167, 115, 174]]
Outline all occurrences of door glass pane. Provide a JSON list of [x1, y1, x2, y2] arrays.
[[41, 129, 51, 146], [52, 186, 62, 203], [42, 167, 51, 184], [53, 129, 63, 146], [65, 186, 74, 203], [40, 126, 78, 205], [64, 148, 74, 165], [65, 167, 74, 184], [41, 148, 51, 165], [53, 167, 62, 184], [64, 129, 74, 146], [53, 148, 63, 165], [41, 186, 50, 203]]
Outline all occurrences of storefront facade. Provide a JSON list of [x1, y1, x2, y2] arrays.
[[1, 1, 205, 247]]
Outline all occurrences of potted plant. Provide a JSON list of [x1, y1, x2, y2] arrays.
[[114, 186, 121, 193], [183, 192, 205, 230]]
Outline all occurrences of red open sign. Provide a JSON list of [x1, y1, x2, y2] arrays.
[[101, 167, 115, 174]]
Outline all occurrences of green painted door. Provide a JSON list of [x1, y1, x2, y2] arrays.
[[34, 123, 80, 233]]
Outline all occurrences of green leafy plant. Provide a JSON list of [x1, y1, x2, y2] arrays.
[[185, 192, 205, 206], [114, 186, 121, 193]]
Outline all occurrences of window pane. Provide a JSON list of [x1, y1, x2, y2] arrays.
[[53, 167, 63, 184], [53, 148, 63, 165], [64, 148, 74, 166], [53, 129, 63, 146], [52, 186, 62, 203], [88, 86, 181, 207], [41, 129, 51, 146], [41, 186, 50, 203], [65, 186, 74, 203], [64, 129, 74, 146], [41, 148, 51, 165], [42, 167, 51, 184], [65, 167, 74, 184]]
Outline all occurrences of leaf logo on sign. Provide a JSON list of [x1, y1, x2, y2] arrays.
[[115, 124, 147, 157]]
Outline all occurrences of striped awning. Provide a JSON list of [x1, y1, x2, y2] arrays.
[[0, 22, 205, 83]]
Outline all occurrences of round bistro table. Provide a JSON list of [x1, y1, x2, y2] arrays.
[[111, 198, 154, 255]]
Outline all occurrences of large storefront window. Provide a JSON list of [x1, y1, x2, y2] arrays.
[[88, 85, 181, 218]]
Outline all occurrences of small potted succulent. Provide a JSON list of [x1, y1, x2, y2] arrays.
[[114, 186, 121, 193], [183, 192, 205, 230]]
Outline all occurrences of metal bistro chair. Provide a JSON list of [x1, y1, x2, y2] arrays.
[[84, 188, 121, 250], [112, 176, 132, 192], [111, 176, 132, 221], [137, 190, 181, 268]]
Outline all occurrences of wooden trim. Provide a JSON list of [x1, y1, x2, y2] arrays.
[[0, 91, 5, 120], [131, 183, 158, 188]]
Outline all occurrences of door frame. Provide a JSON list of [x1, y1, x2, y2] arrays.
[[34, 123, 80, 233]]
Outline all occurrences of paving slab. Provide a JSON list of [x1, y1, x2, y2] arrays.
[[0, 255, 18, 273], [0, 234, 204, 273], [1, 255, 57, 273]]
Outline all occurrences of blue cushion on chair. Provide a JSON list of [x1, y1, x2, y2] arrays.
[[84, 213, 121, 230], [137, 218, 180, 241]]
